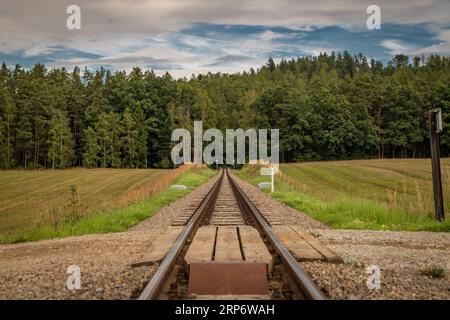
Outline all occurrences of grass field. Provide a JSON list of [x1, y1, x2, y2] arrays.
[[234, 159, 450, 232], [0, 166, 217, 244]]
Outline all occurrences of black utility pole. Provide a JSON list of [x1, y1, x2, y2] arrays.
[[428, 109, 445, 221]]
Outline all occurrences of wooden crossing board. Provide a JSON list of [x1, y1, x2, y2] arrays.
[[185, 226, 273, 265], [215, 226, 243, 261], [184, 227, 217, 265], [272, 225, 323, 261], [238, 226, 272, 265], [131, 227, 182, 267], [272, 225, 342, 263], [133, 224, 341, 269], [289, 225, 343, 263]]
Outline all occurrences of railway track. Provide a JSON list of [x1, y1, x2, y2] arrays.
[[137, 168, 325, 300]]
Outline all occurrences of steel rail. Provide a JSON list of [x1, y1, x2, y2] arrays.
[[138, 169, 224, 300], [227, 169, 325, 300]]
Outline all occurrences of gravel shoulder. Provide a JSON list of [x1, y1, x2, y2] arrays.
[[303, 229, 450, 299]]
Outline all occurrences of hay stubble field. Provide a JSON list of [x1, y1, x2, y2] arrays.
[[236, 159, 450, 231], [0, 166, 216, 243]]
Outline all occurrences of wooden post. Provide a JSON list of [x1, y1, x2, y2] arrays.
[[428, 110, 445, 221]]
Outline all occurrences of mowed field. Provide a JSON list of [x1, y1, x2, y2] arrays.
[[236, 159, 450, 231], [0, 166, 215, 242]]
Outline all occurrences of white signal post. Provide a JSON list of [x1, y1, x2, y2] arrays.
[[260, 162, 277, 193], [271, 164, 274, 193]]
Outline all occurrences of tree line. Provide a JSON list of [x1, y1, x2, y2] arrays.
[[0, 51, 449, 169]]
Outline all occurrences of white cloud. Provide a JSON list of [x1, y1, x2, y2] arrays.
[[381, 39, 414, 55], [259, 31, 292, 42], [381, 28, 450, 58], [22, 44, 58, 57], [413, 29, 450, 55]]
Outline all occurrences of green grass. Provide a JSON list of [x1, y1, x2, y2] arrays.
[[421, 266, 447, 279], [0, 167, 184, 236], [0, 167, 217, 244], [234, 160, 450, 232]]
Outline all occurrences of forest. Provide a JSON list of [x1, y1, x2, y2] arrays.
[[0, 52, 449, 169]]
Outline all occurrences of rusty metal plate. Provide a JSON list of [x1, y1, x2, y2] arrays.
[[188, 262, 268, 295]]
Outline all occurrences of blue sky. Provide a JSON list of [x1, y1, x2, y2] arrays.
[[0, 0, 449, 77]]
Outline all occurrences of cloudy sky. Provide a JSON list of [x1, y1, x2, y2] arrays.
[[0, 0, 449, 77]]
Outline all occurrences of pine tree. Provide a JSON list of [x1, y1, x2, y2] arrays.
[[266, 57, 276, 72], [134, 105, 149, 168], [84, 69, 110, 128], [0, 62, 9, 84], [68, 67, 87, 166], [12, 65, 34, 167], [29, 64, 50, 168], [121, 107, 139, 168], [47, 109, 74, 169], [83, 126, 100, 168], [0, 82, 15, 168], [95, 112, 121, 168]]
